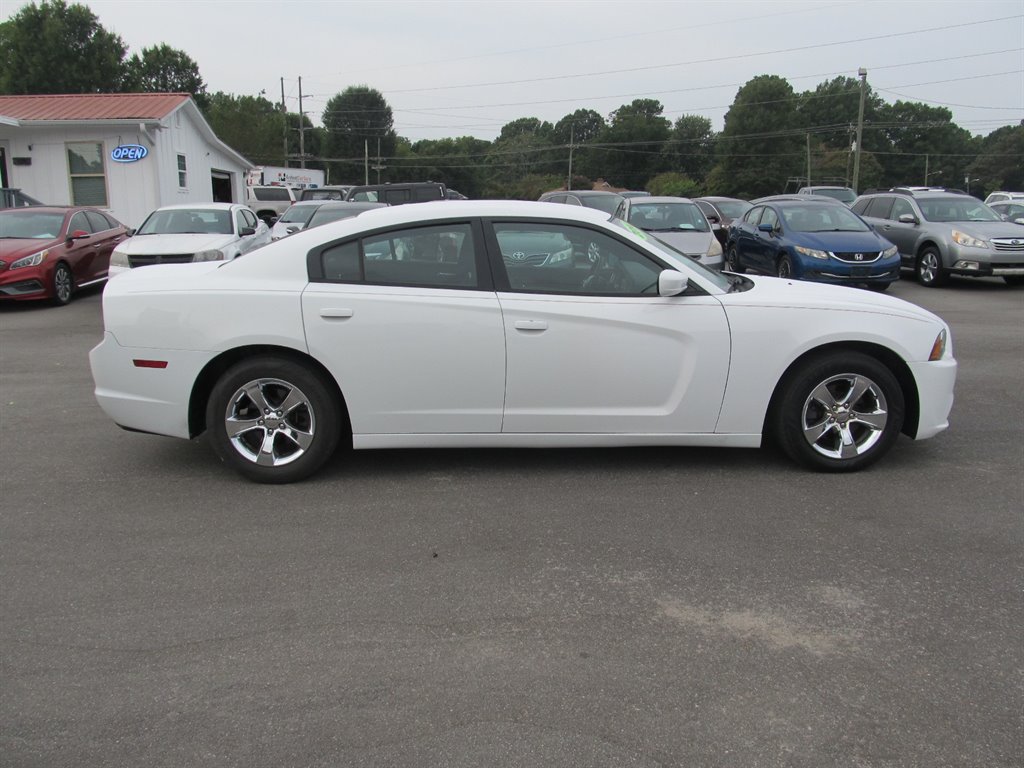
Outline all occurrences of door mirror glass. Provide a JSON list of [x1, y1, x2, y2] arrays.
[[240, 227, 256, 237]]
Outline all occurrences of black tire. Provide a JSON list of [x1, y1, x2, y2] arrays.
[[772, 351, 905, 472], [726, 244, 744, 273], [52, 262, 74, 306], [206, 356, 342, 483], [865, 282, 891, 292], [915, 247, 947, 287], [777, 254, 794, 279], [1003, 276, 1024, 287]]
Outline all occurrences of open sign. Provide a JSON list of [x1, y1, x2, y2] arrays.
[[111, 144, 148, 163]]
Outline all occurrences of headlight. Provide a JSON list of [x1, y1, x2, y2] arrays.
[[547, 244, 573, 265], [882, 245, 898, 258], [929, 329, 947, 361], [193, 249, 226, 262], [10, 249, 47, 269], [110, 248, 130, 268], [708, 238, 723, 257], [794, 245, 830, 260], [951, 230, 988, 249]]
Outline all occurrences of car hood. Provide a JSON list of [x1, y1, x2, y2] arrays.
[[648, 230, 714, 255], [116, 233, 237, 254], [791, 229, 891, 252], [0, 237, 64, 260], [727, 274, 943, 324], [941, 221, 1024, 239]]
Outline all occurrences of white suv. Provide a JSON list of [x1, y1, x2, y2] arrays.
[[984, 191, 1024, 205], [245, 185, 296, 224]]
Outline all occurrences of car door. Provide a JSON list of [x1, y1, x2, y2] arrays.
[[485, 219, 730, 434], [301, 220, 507, 436], [84, 210, 125, 281], [62, 211, 101, 285], [732, 205, 763, 269], [750, 206, 781, 273], [876, 197, 919, 265]]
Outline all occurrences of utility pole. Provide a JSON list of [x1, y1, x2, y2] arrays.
[[806, 133, 811, 189], [298, 76, 305, 169], [851, 68, 867, 193], [280, 78, 288, 167], [371, 137, 386, 183], [567, 124, 575, 191], [364, 140, 369, 184], [924, 153, 929, 186]]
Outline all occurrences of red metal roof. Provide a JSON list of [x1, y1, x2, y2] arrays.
[[0, 93, 191, 121]]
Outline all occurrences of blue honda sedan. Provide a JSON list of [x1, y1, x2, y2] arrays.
[[726, 199, 900, 290]]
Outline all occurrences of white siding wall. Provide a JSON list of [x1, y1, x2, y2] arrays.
[[0, 106, 249, 229]]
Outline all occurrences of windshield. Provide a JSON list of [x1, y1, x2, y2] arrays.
[[307, 207, 365, 228], [714, 200, 752, 219], [279, 205, 318, 225], [0, 210, 65, 239], [918, 197, 1001, 223], [610, 218, 732, 291], [137, 208, 232, 235], [780, 204, 869, 232], [810, 188, 857, 203], [628, 202, 710, 233], [581, 195, 624, 214]]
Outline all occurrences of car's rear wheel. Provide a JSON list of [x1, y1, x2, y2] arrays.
[[206, 356, 342, 483], [916, 247, 947, 287], [773, 351, 904, 472], [52, 262, 73, 305], [727, 244, 744, 273], [777, 254, 794, 279]]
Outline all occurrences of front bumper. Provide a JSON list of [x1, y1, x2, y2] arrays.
[[0, 265, 49, 300], [908, 357, 957, 440], [944, 243, 1024, 277]]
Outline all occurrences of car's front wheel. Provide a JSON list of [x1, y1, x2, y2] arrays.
[[777, 254, 794, 279], [773, 351, 904, 472], [52, 262, 73, 305], [206, 356, 342, 483], [727, 244, 744, 273], [916, 247, 948, 287]]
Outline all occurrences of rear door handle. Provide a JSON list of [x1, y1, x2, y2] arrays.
[[320, 308, 354, 319], [514, 320, 547, 331]]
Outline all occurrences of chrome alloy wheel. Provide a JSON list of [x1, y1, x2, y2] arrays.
[[54, 264, 73, 304], [223, 377, 316, 466], [918, 251, 940, 284], [800, 373, 889, 460]]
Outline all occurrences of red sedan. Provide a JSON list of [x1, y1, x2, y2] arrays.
[[0, 206, 129, 305]]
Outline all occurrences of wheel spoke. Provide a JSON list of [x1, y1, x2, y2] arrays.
[[242, 381, 271, 413], [278, 388, 308, 417], [255, 431, 278, 466], [226, 417, 262, 439], [808, 381, 838, 409], [803, 418, 834, 444], [838, 425, 860, 458], [851, 408, 888, 431], [278, 426, 313, 453], [840, 376, 871, 408]]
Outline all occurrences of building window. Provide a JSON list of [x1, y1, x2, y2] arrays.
[[66, 142, 108, 206], [177, 154, 188, 188]]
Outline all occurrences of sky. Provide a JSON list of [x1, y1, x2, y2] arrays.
[[6, 0, 1023, 141]]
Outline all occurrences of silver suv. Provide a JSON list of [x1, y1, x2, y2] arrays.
[[852, 190, 1024, 287]]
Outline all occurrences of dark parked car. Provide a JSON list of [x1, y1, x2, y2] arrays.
[[538, 190, 625, 214], [0, 206, 128, 304], [346, 182, 447, 205], [695, 197, 753, 249], [299, 185, 354, 202], [798, 186, 857, 205], [726, 199, 900, 290]]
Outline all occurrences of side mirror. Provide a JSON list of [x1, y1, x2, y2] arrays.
[[126, 228, 136, 237], [757, 223, 775, 234], [66, 229, 90, 243], [898, 213, 918, 225], [1015, 217, 1024, 225], [658, 270, 689, 297], [240, 227, 256, 237], [706, 214, 720, 224], [268, 217, 278, 226]]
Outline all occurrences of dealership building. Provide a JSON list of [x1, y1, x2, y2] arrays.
[[0, 93, 253, 227]]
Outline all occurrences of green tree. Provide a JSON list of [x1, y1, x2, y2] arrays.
[[0, 0, 126, 94], [322, 86, 397, 184], [967, 125, 1024, 196], [204, 92, 287, 165], [663, 115, 715, 184], [875, 101, 976, 189], [123, 43, 208, 109], [646, 172, 701, 198], [398, 136, 491, 197], [592, 99, 671, 189], [710, 75, 803, 197]]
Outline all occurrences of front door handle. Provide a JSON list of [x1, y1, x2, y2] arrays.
[[320, 308, 354, 319], [514, 320, 547, 331]]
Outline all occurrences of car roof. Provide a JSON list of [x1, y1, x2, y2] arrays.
[[0, 205, 92, 214], [545, 190, 621, 197], [155, 202, 239, 211], [750, 195, 845, 205], [696, 196, 748, 203], [312, 201, 389, 211], [627, 196, 696, 204]]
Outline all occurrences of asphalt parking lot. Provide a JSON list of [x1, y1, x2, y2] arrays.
[[1, 276, 1021, 768]]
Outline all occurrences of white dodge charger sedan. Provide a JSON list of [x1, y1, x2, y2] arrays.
[[90, 201, 957, 484]]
